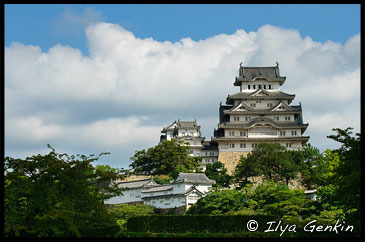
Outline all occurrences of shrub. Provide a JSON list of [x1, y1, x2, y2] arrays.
[[126, 215, 278, 233]]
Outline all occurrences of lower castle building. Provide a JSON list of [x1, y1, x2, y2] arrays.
[[160, 63, 310, 175], [104, 173, 215, 209]]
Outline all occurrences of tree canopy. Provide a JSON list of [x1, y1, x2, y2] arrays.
[[186, 189, 247, 215], [4, 145, 125, 237], [129, 140, 201, 178], [204, 161, 232, 188], [234, 143, 302, 186]]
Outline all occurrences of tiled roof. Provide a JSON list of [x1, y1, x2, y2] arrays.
[[141, 185, 174, 193], [226, 90, 295, 104], [212, 136, 310, 142], [218, 117, 308, 129], [184, 186, 205, 196], [234, 66, 286, 86], [175, 173, 216, 184], [161, 121, 177, 132], [118, 179, 157, 189], [176, 120, 199, 129], [201, 141, 219, 150]]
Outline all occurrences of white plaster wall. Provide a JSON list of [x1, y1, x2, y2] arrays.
[[241, 81, 281, 91], [104, 187, 143, 204], [178, 129, 199, 137], [144, 195, 186, 209]]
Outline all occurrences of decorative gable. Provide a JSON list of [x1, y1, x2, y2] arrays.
[[229, 101, 253, 112], [271, 101, 293, 111], [174, 176, 184, 183], [249, 89, 273, 97]]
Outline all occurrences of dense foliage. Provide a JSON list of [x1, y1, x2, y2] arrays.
[[152, 174, 174, 184], [110, 204, 156, 231], [126, 215, 277, 233], [204, 161, 232, 188], [4, 145, 125, 237], [4, 127, 360, 237], [234, 143, 303, 186], [129, 140, 201, 178], [186, 190, 246, 215]]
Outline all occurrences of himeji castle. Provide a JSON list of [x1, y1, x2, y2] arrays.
[[161, 62, 310, 174], [212, 63, 310, 174], [160, 63, 309, 174], [110, 62, 311, 209]]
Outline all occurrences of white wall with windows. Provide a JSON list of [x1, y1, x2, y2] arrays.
[[241, 81, 281, 92]]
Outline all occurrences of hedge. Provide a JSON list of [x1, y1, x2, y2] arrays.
[[126, 215, 278, 233]]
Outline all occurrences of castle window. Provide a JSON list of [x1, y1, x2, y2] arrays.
[[258, 85, 262, 89], [250, 103, 256, 107], [285, 116, 291, 121], [291, 131, 297, 136], [230, 143, 235, 148], [280, 131, 286, 136], [248, 85, 251, 89], [240, 143, 246, 148], [264, 85, 266, 89], [286, 143, 292, 148], [253, 85, 256, 89], [269, 85, 272, 89], [267, 103, 273, 107], [240, 131, 246, 136], [234, 117, 239, 121], [251, 143, 258, 148]]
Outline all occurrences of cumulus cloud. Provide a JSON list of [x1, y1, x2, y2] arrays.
[[5, 22, 360, 168]]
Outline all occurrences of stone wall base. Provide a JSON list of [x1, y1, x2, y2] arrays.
[[218, 151, 250, 175]]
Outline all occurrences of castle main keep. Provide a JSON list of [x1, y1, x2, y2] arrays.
[[161, 63, 310, 174]]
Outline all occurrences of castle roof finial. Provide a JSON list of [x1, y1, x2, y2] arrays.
[[239, 61, 244, 77]]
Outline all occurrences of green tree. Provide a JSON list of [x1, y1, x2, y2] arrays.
[[129, 140, 201, 178], [4, 145, 125, 237], [252, 143, 285, 181], [204, 161, 232, 188], [234, 143, 302, 185], [186, 190, 246, 215], [318, 149, 341, 185], [110, 204, 156, 231], [234, 153, 261, 188], [277, 150, 303, 186], [298, 143, 324, 189], [326, 128, 360, 225], [240, 181, 316, 221], [152, 174, 174, 184]]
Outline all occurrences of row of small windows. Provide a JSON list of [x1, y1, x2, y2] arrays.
[[228, 131, 247, 136], [229, 143, 293, 148], [249, 102, 274, 108], [232, 116, 292, 121], [248, 84, 272, 90], [204, 152, 217, 156], [229, 143, 257, 148], [228, 130, 298, 136], [181, 132, 195, 136], [203, 158, 216, 163]]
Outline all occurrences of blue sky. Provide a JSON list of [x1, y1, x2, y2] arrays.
[[4, 4, 361, 169], [5, 4, 360, 55]]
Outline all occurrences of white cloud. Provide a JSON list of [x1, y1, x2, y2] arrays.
[[5, 22, 360, 168]]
